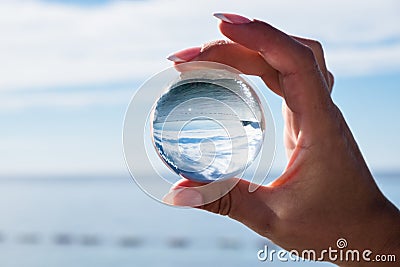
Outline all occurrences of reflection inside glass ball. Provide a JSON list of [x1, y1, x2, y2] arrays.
[[151, 69, 265, 183]]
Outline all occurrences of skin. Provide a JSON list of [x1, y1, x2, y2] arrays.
[[164, 17, 400, 266]]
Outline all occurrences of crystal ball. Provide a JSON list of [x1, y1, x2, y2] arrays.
[[151, 64, 265, 183]]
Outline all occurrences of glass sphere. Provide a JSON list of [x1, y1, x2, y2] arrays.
[[151, 64, 265, 183]]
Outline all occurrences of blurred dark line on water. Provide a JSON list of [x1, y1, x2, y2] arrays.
[[117, 236, 143, 248], [53, 233, 75, 245], [80, 235, 102, 246], [218, 237, 242, 250], [167, 237, 190, 249], [0, 230, 276, 251], [17, 233, 41, 245]]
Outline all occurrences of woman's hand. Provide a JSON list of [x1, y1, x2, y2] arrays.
[[163, 13, 400, 266]]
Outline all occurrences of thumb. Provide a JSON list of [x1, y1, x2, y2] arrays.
[[163, 178, 276, 236]]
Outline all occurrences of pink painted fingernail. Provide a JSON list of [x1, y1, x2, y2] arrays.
[[166, 47, 202, 63], [213, 13, 252, 24]]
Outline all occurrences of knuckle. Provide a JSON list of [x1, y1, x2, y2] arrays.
[[200, 39, 232, 53], [300, 40, 325, 65], [202, 201, 220, 214], [219, 192, 232, 216], [294, 36, 325, 59], [303, 44, 316, 59], [328, 71, 335, 89], [202, 194, 230, 215], [302, 39, 324, 57], [309, 40, 324, 54], [202, 192, 232, 216], [296, 45, 317, 67]]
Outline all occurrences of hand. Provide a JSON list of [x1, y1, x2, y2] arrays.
[[164, 13, 400, 266]]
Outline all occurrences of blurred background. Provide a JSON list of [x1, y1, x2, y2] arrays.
[[0, 0, 399, 266]]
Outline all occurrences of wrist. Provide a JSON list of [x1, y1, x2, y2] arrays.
[[339, 197, 400, 267]]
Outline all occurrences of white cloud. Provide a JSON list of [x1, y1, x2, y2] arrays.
[[328, 43, 400, 76], [0, 88, 132, 111], [0, 0, 399, 94]]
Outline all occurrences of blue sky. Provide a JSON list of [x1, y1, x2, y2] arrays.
[[0, 0, 399, 176]]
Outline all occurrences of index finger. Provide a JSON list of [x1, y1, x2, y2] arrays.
[[216, 14, 333, 116], [190, 41, 281, 96]]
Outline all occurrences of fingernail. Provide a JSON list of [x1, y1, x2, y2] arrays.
[[213, 13, 252, 24], [166, 47, 201, 63], [162, 188, 203, 207]]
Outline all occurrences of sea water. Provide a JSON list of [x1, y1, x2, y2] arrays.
[[151, 78, 265, 182], [0, 174, 397, 267]]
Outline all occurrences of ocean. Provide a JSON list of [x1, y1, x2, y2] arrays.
[[0, 173, 398, 267]]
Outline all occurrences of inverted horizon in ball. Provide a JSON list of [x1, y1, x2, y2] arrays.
[[151, 66, 265, 183]]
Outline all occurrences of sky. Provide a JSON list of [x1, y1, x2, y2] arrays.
[[0, 0, 399, 177]]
